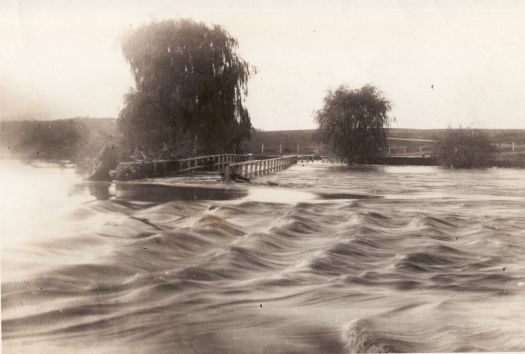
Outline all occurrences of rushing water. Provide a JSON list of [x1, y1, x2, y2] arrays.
[[2, 160, 525, 353]]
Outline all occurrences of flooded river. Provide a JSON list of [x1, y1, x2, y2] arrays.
[[2, 160, 525, 353]]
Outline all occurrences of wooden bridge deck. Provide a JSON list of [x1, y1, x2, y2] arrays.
[[114, 154, 316, 181]]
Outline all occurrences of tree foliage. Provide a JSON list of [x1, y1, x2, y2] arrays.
[[0, 118, 116, 165], [434, 128, 497, 168], [118, 19, 254, 158], [315, 85, 391, 163]]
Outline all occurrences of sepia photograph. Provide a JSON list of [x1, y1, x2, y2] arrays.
[[1, 1, 525, 353]]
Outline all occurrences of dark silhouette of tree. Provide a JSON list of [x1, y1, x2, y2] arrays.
[[434, 128, 497, 168], [118, 19, 254, 158], [315, 85, 391, 163]]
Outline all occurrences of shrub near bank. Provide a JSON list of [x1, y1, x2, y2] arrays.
[[434, 128, 497, 168]]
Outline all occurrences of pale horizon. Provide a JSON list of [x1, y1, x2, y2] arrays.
[[1, 0, 525, 130]]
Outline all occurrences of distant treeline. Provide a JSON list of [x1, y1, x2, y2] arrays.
[[0, 118, 116, 169]]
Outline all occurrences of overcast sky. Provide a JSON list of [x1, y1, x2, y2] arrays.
[[1, 0, 525, 130]]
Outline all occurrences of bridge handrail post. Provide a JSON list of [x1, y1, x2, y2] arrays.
[[225, 164, 230, 182]]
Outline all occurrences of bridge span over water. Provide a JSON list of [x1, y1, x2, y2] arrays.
[[114, 154, 315, 181]]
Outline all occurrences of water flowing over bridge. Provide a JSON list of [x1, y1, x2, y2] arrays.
[[114, 154, 315, 181]]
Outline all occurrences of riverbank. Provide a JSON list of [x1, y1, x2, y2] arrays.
[[100, 153, 525, 183], [373, 156, 525, 168]]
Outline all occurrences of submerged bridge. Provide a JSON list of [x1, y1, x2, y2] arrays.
[[114, 154, 315, 181]]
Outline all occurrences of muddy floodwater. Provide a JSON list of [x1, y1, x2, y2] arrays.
[[2, 160, 525, 353]]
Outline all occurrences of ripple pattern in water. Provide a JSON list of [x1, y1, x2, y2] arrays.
[[2, 161, 525, 353]]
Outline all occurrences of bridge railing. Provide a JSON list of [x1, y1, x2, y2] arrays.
[[225, 155, 298, 182], [115, 154, 252, 180]]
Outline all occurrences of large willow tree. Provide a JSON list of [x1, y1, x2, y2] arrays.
[[118, 19, 254, 157], [315, 85, 391, 163]]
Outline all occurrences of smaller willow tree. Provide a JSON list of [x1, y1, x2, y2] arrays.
[[315, 85, 391, 163]]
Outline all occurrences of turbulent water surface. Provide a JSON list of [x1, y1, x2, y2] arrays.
[[2, 160, 525, 353]]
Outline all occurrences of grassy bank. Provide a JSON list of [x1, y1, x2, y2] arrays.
[[246, 128, 525, 167]]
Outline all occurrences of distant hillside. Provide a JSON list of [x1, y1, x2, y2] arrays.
[[246, 128, 525, 156], [0, 118, 117, 162], [245, 130, 318, 155], [385, 128, 525, 144]]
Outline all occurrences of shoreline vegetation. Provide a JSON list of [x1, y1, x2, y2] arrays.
[[0, 118, 117, 173], [2, 118, 525, 172]]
